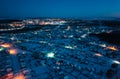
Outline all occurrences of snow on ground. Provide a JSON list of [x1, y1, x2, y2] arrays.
[[0, 25, 120, 79]]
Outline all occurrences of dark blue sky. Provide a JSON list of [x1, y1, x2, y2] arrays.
[[0, 0, 120, 18]]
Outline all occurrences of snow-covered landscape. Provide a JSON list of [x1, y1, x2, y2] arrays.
[[0, 19, 120, 79]]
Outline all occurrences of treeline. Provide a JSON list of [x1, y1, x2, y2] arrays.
[[0, 19, 22, 24], [90, 31, 120, 45], [68, 20, 120, 27], [101, 20, 120, 27]]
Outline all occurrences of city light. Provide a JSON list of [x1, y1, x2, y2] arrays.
[[113, 60, 120, 64], [95, 53, 102, 57], [66, 26, 71, 30], [65, 45, 75, 49], [0, 47, 4, 51], [47, 52, 55, 58], [8, 49, 17, 55], [99, 44, 106, 47], [5, 72, 14, 79], [81, 34, 87, 38], [1, 43, 12, 48], [0, 18, 120, 78], [106, 46, 118, 51], [13, 73, 25, 79], [10, 37, 15, 40]]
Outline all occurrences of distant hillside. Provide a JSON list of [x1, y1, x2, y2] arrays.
[[0, 19, 22, 23], [101, 20, 120, 27]]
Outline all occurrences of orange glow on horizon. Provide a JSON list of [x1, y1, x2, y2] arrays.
[[106, 46, 118, 51], [8, 49, 17, 55], [1, 43, 12, 48], [13, 73, 25, 79]]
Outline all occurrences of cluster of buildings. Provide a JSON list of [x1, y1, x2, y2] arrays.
[[0, 20, 120, 79], [0, 18, 67, 32], [23, 19, 66, 25], [0, 21, 25, 31]]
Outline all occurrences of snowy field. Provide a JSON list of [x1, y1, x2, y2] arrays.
[[0, 25, 120, 79]]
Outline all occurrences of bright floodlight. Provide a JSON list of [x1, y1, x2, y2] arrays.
[[47, 52, 55, 58], [0, 47, 4, 51], [65, 46, 74, 49], [99, 44, 106, 47], [113, 60, 120, 64]]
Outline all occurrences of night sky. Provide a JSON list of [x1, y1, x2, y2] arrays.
[[0, 0, 120, 18]]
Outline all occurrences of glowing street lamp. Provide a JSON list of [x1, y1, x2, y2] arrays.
[[106, 46, 118, 51], [1, 43, 12, 48], [47, 52, 55, 58], [0, 47, 4, 51], [95, 53, 102, 57], [8, 49, 17, 55], [113, 60, 120, 64], [13, 73, 25, 79]]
